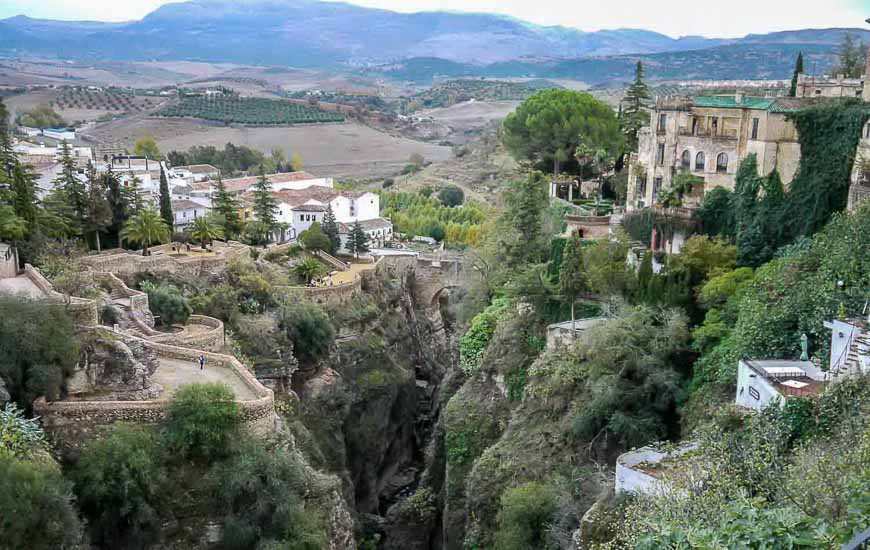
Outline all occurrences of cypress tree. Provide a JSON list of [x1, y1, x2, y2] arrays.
[[321, 204, 340, 254], [251, 166, 278, 237], [559, 233, 587, 332], [211, 174, 242, 238], [52, 141, 88, 236], [349, 221, 369, 257], [158, 166, 174, 231], [621, 61, 651, 152], [789, 52, 804, 97]]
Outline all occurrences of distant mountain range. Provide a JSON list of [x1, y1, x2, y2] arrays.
[[0, 0, 867, 83]]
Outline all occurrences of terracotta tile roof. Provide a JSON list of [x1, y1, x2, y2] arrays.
[[291, 204, 327, 212], [272, 187, 341, 206], [192, 171, 317, 193]]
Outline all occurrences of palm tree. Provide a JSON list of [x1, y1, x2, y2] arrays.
[[187, 216, 224, 250], [120, 208, 170, 256], [293, 257, 327, 285]]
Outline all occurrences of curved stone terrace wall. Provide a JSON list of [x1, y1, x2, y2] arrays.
[[90, 271, 149, 312], [23, 264, 100, 326], [275, 277, 362, 306], [34, 331, 275, 449], [146, 315, 226, 353]]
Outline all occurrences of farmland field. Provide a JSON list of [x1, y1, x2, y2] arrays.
[[157, 95, 345, 125]]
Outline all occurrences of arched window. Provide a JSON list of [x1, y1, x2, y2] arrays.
[[716, 153, 728, 174], [695, 152, 705, 172], [681, 150, 691, 169]]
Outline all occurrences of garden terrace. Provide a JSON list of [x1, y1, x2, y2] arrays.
[[157, 96, 346, 125], [78, 241, 250, 279]]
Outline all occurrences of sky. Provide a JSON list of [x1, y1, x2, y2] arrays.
[[1, 0, 867, 38]]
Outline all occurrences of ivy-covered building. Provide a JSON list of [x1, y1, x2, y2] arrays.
[[626, 94, 819, 210]]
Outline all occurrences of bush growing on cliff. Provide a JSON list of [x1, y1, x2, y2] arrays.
[[0, 296, 79, 407], [71, 424, 165, 546], [493, 482, 557, 550], [0, 456, 87, 549], [459, 297, 509, 374], [164, 383, 241, 461], [278, 301, 335, 364], [208, 438, 326, 550]]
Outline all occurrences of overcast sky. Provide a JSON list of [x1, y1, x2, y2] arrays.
[[1, 0, 867, 38]]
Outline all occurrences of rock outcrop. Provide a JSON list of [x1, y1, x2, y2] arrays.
[[65, 335, 161, 400]]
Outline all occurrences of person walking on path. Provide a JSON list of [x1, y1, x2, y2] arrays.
[[198, 354, 206, 371]]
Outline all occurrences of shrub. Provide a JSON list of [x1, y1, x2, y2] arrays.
[[0, 403, 47, 459], [0, 296, 79, 406], [208, 439, 326, 550], [0, 456, 86, 548], [164, 383, 241, 461], [278, 302, 335, 364], [459, 298, 509, 375], [142, 283, 191, 327], [438, 184, 465, 207], [71, 424, 165, 545], [493, 482, 557, 550]]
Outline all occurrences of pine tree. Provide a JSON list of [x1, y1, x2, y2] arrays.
[[251, 166, 278, 236], [321, 204, 341, 254], [10, 161, 39, 231], [85, 165, 112, 252], [158, 165, 174, 231], [621, 61, 651, 152], [835, 33, 866, 78], [106, 172, 133, 247], [211, 174, 242, 238], [349, 221, 369, 257], [789, 52, 804, 97], [52, 141, 88, 236]]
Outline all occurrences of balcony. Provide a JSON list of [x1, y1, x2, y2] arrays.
[[678, 128, 738, 140]]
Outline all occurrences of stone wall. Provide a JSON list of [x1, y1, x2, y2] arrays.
[[147, 315, 225, 352], [79, 242, 250, 280], [275, 277, 363, 306], [35, 331, 274, 451], [22, 264, 100, 326]]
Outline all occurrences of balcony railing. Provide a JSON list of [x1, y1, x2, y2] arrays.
[[678, 128, 738, 140]]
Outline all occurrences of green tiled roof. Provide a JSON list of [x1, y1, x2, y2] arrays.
[[693, 96, 777, 110]]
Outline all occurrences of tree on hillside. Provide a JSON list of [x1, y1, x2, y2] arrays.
[[290, 152, 304, 172], [132, 135, 161, 159], [834, 33, 867, 78], [187, 215, 224, 249], [438, 184, 465, 207], [559, 232, 588, 334], [251, 166, 278, 238], [106, 172, 135, 246], [158, 166, 173, 230], [348, 221, 369, 257], [120, 208, 170, 256], [50, 141, 88, 237], [502, 89, 622, 175], [621, 61, 652, 152], [85, 165, 112, 252], [321, 204, 341, 254], [789, 52, 804, 97], [299, 221, 331, 252], [210, 174, 243, 238], [499, 172, 550, 267]]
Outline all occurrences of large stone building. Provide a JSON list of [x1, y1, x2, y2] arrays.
[[626, 94, 811, 209], [628, 50, 870, 212]]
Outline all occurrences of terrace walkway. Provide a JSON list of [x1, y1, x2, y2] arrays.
[[151, 357, 258, 401]]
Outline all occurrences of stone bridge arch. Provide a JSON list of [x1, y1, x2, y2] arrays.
[[414, 256, 466, 307]]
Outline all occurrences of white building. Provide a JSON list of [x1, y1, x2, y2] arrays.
[[42, 128, 76, 141], [337, 218, 393, 253], [170, 164, 220, 183], [171, 200, 208, 231], [735, 317, 869, 411]]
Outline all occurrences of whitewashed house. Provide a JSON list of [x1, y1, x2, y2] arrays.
[[171, 200, 208, 231]]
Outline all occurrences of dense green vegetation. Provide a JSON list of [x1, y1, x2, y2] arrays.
[[16, 104, 66, 129], [158, 96, 345, 125], [167, 142, 294, 176], [380, 189, 487, 245]]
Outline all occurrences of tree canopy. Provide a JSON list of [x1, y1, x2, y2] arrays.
[[502, 89, 622, 175]]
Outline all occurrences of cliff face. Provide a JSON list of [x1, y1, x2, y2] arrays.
[[286, 267, 458, 548]]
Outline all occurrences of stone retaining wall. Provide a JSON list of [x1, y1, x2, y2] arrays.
[[35, 331, 274, 451], [91, 271, 149, 311], [23, 264, 100, 326], [147, 315, 225, 352], [276, 277, 362, 306], [79, 242, 250, 280]]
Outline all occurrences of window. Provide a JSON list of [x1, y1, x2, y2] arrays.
[[711, 117, 719, 135], [299, 214, 304, 221], [695, 152, 706, 172], [652, 177, 662, 199], [658, 113, 667, 133], [691, 117, 698, 135], [657, 143, 665, 166], [865, 123, 870, 138], [716, 153, 728, 174], [815, 89, 822, 96], [751, 118, 759, 140], [681, 150, 691, 169], [637, 175, 647, 198]]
